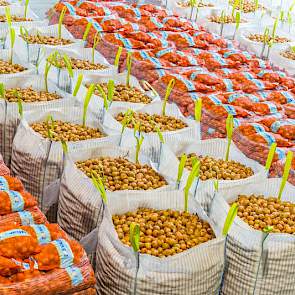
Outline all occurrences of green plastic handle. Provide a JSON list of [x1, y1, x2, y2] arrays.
[[129, 222, 140, 252], [114, 47, 123, 68], [73, 74, 83, 97], [61, 140, 68, 154], [194, 98, 202, 122], [184, 160, 200, 212], [82, 83, 95, 126], [83, 22, 92, 41], [91, 172, 107, 204], [225, 114, 234, 161], [222, 203, 238, 236], [278, 151, 293, 201], [265, 143, 277, 171], [177, 153, 187, 184], [0, 83, 5, 98]]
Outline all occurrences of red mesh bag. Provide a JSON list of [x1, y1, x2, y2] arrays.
[[284, 103, 295, 119], [0, 226, 39, 259], [259, 118, 295, 140], [0, 256, 95, 294], [0, 207, 47, 227], [34, 239, 84, 271], [0, 154, 9, 176], [263, 91, 295, 104], [0, 190, 37, 215], [0, 176, 23, 192], [245, 132, 293, 148], [251, 101, 282, 116], [238, 123, 269, 136]]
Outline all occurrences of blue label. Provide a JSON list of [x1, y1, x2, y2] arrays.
[[243, 72, 255, 80], [0, 176, 8, 191], [130, 23, 139, 31], [102, 7, 112, 16], [208, 94, 222, 105], [257, 132, 275, 146], [223, 105, 237, 115], [223, 50, 237, 58], [31, 225, 51, 245], [150, 17, 163, 29], [63, 3, 76, 15], [18, 211, 34, 225], [251, 123, 265, 133], [155, 48, 174, 58], [191, 48, 201, 56], [189, 93, 199, 101], [277, 148, 286, 160], [252, 79, 265, 90], [7, 191, 24, 212], [52, 239, 74, 268], [140, 51, 162, 68], [245, 94, 260, 102], [134, 8, 141, 18], [271, 119, 295, 133], [233, 118, 241, 127], [211, 53, 227, 65], [66, 266, 84, 287], [228, 93, 242, 103], [208, 127, 215, 134], [156, 69, 165, 77], [258, 59, 266, 69], [277, 71, 286, 77], [114, 33, 132, 49], [242, 51, 252, 59], [0, 229, 29, 241], [221, 68, 232, 74], [258, 91, 268, 99], [281, 91, 294, 103], [263, 102, 277, 114], [76, 0, 85, 7], [180, 32, 195, 46], [86, 18, 103, 32], [223, 79, 233, 92], [173, 74, 195, 91]]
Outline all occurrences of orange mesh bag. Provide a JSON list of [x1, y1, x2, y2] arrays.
[[0, 227, 38, 259], [0, 275, 11, 284], [0, 207, 47, 227], [1, 255, 95, 294], [34, 239, 84, 271], [0, 176, 24, 192], [0, 256, 21, 276], [23, 224, 67, 246], [0, 190, 37, 215]]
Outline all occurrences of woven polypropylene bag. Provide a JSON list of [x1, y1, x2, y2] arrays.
[[0, 6, 46, 49], [57, 144, 174, 242], [38, 47, 117, 93], [10, 24, 84, 65], [209, 178, 295, 295], [73, 72, 160, 115], [10, 102, 120, 219], [0, 74, 70, 166], [102, 101, 200, 162], [94, 189, 225, 294], [157, 138, 266, 210]]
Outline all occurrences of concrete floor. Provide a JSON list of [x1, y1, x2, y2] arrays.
[[29, 0, 57, 18]]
